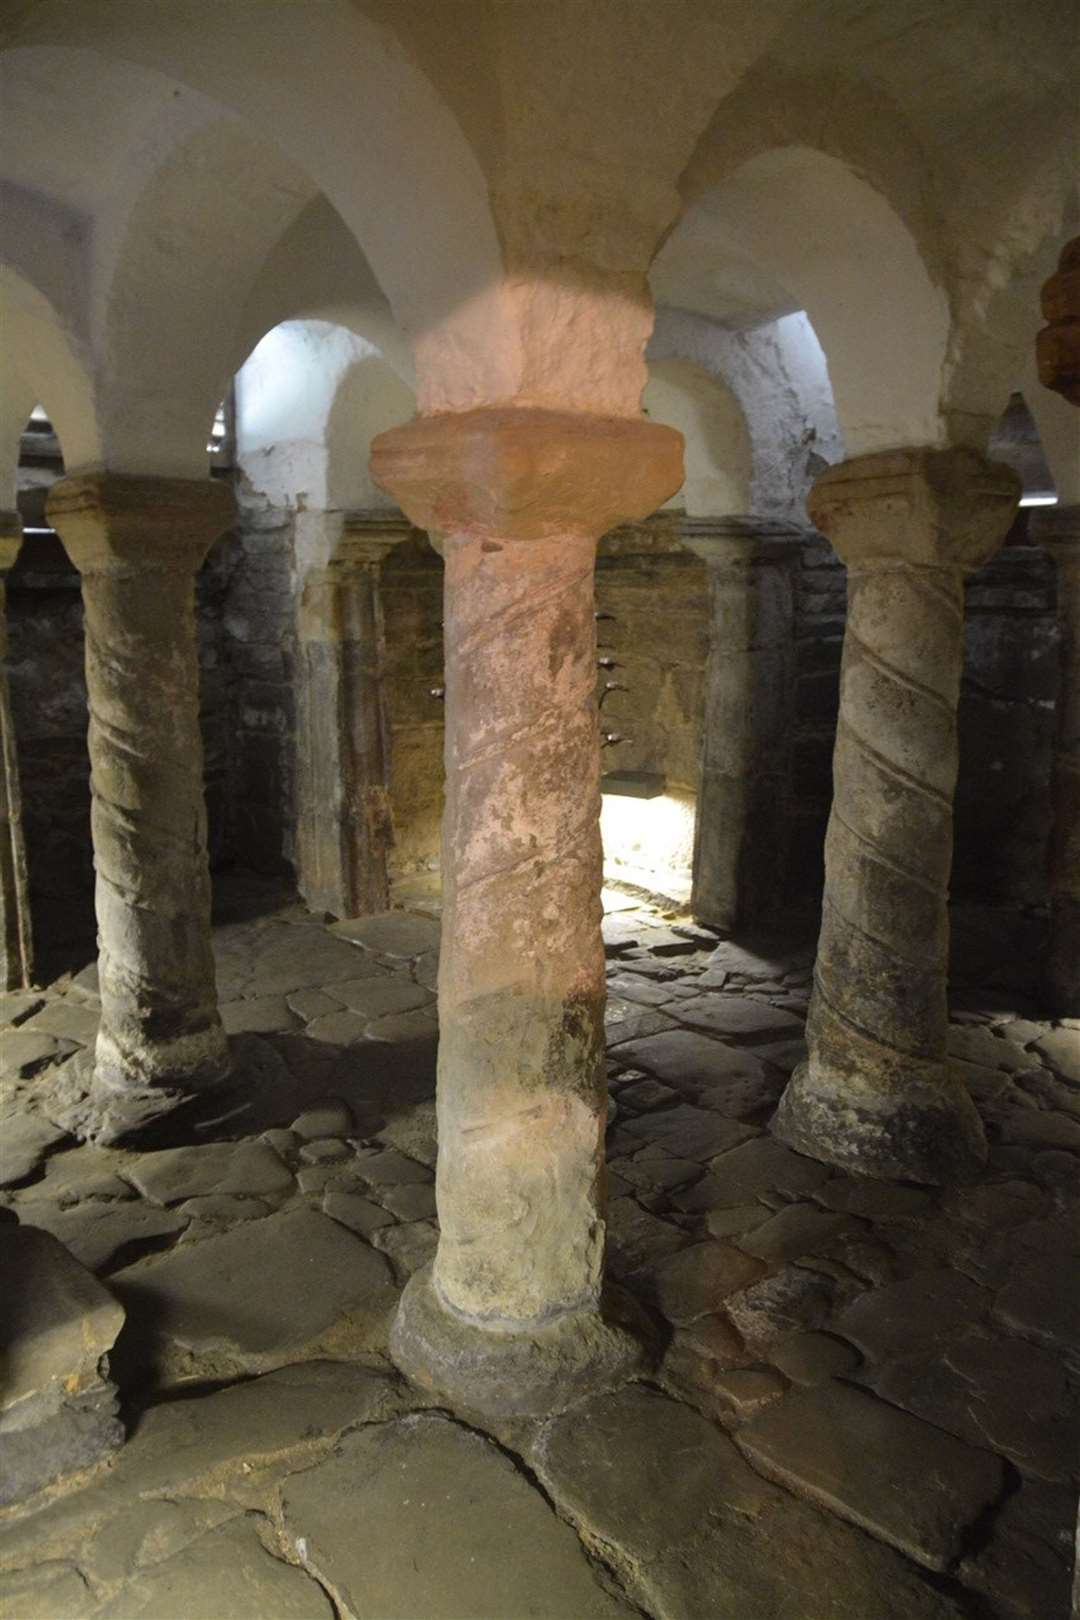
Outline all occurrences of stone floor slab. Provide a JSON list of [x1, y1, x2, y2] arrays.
[[1, 1112, 70, 1187], [330, 911, 441, 959], [94, 1512, 334, 1620], [620, 1102, 756, 1162], [18, 1200, 188, 1274], [110, 1207, 396, 1377], [736, 1379, 1006, 1571], [280, 1413, 634, 1619], [640, 1239, 766, 1323], [672, 995, 805, 1042], [127, 1140, 295, 1205]]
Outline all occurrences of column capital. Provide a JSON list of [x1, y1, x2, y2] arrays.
[[679, 514, 807, 568], [341, 509, 417, 567], [1029, 503, 1080, 557], [808, 448, 1020, 571], [47, 474, 235, 576], [0, 510, 22, 574], [371, 407, 682, 544]]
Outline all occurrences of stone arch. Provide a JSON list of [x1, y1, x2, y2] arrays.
[[0, 11, 506, 409], [643, 358, 751, 517], [0, 266, 99, 474], [658, 143, 951, 455], [234, 320, 416, 511]]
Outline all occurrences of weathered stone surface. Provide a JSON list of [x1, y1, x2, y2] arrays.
[[220, 995, 299, 1035], [818, 1177, 935, 1223], [290, 1099, 355, 1140], [704, 1201, 772, 1238], [948, 1024, 1032, 1071], [959, 1477, 1076, 1620], [22, 998, 99, 1044], [725, 1266, 834, 1349], [375, 1100, 438, 1168], [738, 1203, 854, 1264], [332, 976, 433, 1019], [94, 1514, 334, 1620], [15, 1141, 132, 1204], [609, 1028, 775, 1115], [0, 991, 43, 1026], [330, 910, 440, 959], [356, 1147, 433, 1185], [176, 1194, 270, 1224], [286, 988, 344, 1022], [0, 1563, 92, 1619], [673, 995, 804, 1041], [536, 1383, 961, 1620], [127, 1140, 294, 1205], [0, 1112, 69, 1186], [640, 1239, 766, 1322], [371, 1219, 439, 1281], [376, 1180, 437, 1221], [366, 1005, 439, 1043], [769, 1330, 861, 1385], [836, 1270, 988, 1362], [0, 1225, 125, 1504], [536, 1384, 774, 1558], [110, 1207, 396, 1375], [999, 1109, 1080, 1151], [305, 1009, 370, 1046], [1033, 1026, 1080, 1082], [0, 1030, 58, 1077], [322, 1187, 396, 1237], [737, 1380, 1006, 1571], [281, 1414, 634, 1619], [19, 1199, 188, 1273], [682, 1135, 830, 1210], [605, 1196, 687, 1274], [620, 1103, 755, 1161], [298, 1137, 351, 1164], [711, 1367, 788, 1418]]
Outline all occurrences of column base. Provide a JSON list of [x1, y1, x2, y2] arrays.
[[390, 1264, 656, 1418], [47, 1044, 232, 1147], [772, 1060, 988, 1185]]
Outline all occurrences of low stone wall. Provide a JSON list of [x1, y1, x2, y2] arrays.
[[381, 534, 445, 894]]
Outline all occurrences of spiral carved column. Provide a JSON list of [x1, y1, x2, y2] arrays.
[[47, 475, 234, 1144], [1031, 506, 1080, 1016], [372, 407, 682, 1415], [774, 449, 1020, 1183], [0, 512, 33, 990]]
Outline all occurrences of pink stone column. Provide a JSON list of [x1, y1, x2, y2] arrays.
[[774, 449, 1020, 1184], [47, 475, 235, 1143], [372, 407, 682, 1414]]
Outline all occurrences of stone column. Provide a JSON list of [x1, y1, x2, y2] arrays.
[[0, 511, 33, 991], [774, 449, 1020, 1183], [47, 475, 235, 1144], [372, 407, 682, 1415], [294, 511, 411, 919], [684, 516, 803, 933], [1031, 505, 1080, 1016]]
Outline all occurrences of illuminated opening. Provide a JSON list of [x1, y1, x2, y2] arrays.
[[600, 785, 697, 906]]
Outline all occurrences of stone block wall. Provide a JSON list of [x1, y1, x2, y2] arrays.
[[381, 534, 445, 893], [954, 542, 1059, 905], [787, 532, 846, 905]]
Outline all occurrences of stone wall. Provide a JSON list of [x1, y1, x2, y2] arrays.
[[381, 534, 445, 895], [954, 540, 1059, 906], [787, 532, 847, 905]]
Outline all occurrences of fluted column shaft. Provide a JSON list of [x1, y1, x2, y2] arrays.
[[1032, 505, 1080, 1015], [295, 512, 410, 919], [0, 513, 33, 991], [371, 406, 682, 1413], [685, 517, 802, 932], [47, 475, 234, 1143], [775, 449, 1020, 1183]]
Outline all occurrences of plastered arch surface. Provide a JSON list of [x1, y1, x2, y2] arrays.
[[643, 359, 751, 517], [0, 266, 100, 474], [1, 6, 508, 409], [236, 321, 416, 511], [663, 145, 950, 455]]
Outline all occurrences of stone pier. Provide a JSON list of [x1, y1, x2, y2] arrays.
[[0, 510, 33, 991], [684, 516, 803, 933], [1031, 504, 1080, 1016], [294, 510, 412, 919], [774, 449, 1020, 1183], [372, 407, 682, 1414], [47, 475, 235, 1144]]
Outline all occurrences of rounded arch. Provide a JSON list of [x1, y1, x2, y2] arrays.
[[0, 266, 99, 474], [643, 358, 751, 517], [657, 144, 950, 455], [235, 320, 416, 511], [1, 8, 508, 408]]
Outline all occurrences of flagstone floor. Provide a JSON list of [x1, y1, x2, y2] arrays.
[[1, 878, 1076, 1619]]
